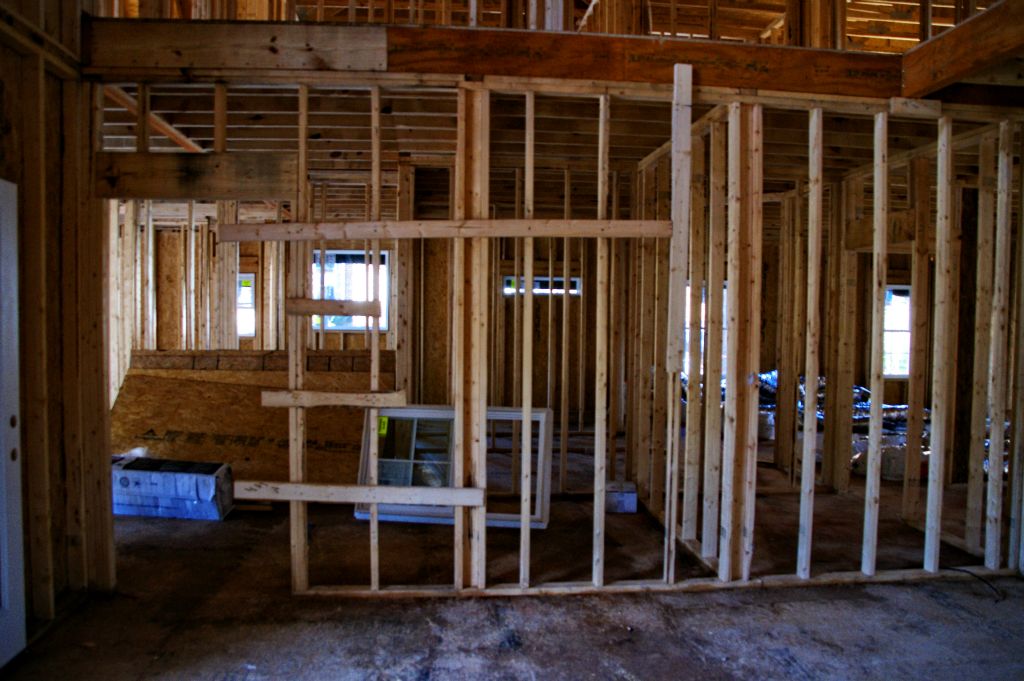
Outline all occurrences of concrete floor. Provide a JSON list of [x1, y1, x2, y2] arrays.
[[3, 510, 1023, 681]]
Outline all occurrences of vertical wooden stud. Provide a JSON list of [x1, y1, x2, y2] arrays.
[[925, 116, 954, 573], [862, 111, 887, 577], [797, 108, 824, 579]]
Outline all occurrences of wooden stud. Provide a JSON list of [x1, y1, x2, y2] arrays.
[[368, 84, 382, 591], [666, 65, 693, 576], [214, 83, 227, 153], [903, 157, 930, 522], [983, 121, 1013, 570], [925, 116, 954, 573], [287, 83, 310, 593], [84, 84, 116, 590], [830, 180, 859, 494], [740, 103, 763, 581], [136, 83, 150, 152], [720, 101, 765, 582], [701, 118, 726, 560], [519, 90, 536, 588], [797, 108, 823, 579], [21, 54, 54, 620], [1012, 124, 1024, 574], [966, 135, 996, 551], [862, 111, 887, 577], [593, 93, 610, 588], [61, 80, 87, 592], [776, 195, 797, 479], [681, 134, 705, 543]]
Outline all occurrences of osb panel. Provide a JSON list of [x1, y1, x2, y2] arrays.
[[156, 229, 183, 350], [111, 369, 396, 484]]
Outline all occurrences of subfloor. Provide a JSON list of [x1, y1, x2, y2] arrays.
[[3, 510, 1023, 681]]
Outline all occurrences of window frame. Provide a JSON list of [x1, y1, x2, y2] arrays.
[[882, 284, 912, 379], [310, 248, 391, 332], [236, 272, 257, 338]]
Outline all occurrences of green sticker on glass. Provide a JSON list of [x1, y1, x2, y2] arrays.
[[377, 416, 389, 436]]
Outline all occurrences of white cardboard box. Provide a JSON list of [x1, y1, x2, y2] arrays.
[[112, 456, 233, 520], [606, 481, 637, 514]]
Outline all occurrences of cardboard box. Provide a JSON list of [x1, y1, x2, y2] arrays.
[[112, 456, 233, 520], [606, 481, 637, 514]]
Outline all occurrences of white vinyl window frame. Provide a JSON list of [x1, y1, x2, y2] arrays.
[[355, 405, 553, 529], [311, 249, 390, 332], [882, 285, 912, 378]]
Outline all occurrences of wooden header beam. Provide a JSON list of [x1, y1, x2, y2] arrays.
[[219, 219, 672, 242], [95, 151, 298, 200], [903, 1, 1024, 98], [82, 18, 902, 99]]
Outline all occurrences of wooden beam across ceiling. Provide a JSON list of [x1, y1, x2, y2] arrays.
[[902, 0, 1024, 98], [82, 18, 902, 99]]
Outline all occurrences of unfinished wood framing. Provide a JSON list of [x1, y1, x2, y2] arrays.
[[861, 111, 888, 577], [8, 2, 1024, 629], [796, 107, 823, 580], [924, 117, 955, 574]]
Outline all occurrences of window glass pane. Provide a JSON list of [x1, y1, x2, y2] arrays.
[[883, 330, 911, 376], [311, 250, 389, 331], [502, 275, 581, 296], [237, 273, 256, 337], [682, 283, 727, 378], [883, 286, 912, 375], [884, 287, 911, 332]]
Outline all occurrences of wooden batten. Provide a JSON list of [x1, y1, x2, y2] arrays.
[[218, 219, 672, 243], [235, 481, 485, 507], [286, 298, 381, 318]]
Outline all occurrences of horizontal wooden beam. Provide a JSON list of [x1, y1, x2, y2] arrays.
[[219, 219, 672, 242], [261, 389, 408, 408], [903, 2, 1024, 98], [82, 18, 902, 99], [388, 27, 900, 99], [305, 566, 1015, 598], [234, 481, 484, 507], [286, 298, 381, 318], [85, 20, 386, 73], [94, 151, 297, 199]]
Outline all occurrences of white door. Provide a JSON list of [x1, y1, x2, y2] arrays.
[[0, 179, 25, 667]]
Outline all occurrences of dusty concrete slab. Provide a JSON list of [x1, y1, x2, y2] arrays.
[[3, 511, 1022, 681]]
